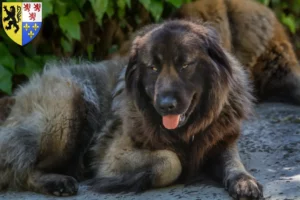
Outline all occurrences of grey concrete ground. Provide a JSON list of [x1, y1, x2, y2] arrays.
[[0, 103, 300, 200]]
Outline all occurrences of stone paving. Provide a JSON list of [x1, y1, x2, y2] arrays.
[[1, 103, 300, 200]]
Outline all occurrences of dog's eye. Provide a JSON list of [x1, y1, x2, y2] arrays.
[[181, 61, 196, 71], [149, 65, 158, 72], [182, 64, 189, 69]]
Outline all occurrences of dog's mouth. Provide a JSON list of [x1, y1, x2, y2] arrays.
[[162, 113, 187, 130], [160, 93, 197, 130]]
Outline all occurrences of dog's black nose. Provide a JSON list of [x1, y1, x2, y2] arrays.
[[157, 95, 178, 112]]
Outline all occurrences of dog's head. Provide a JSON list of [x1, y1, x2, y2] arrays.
[[125, 20, 232, 130]]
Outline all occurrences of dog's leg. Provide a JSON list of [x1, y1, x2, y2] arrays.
[[220, 143, 263, 200], [89, 134, 182, 193], [27, 171, 78, 196]]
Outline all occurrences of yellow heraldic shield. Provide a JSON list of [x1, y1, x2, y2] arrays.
[[2, 2, 42, 46], [2, 2, 22, 45]]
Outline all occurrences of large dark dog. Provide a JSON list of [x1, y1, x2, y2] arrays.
[[0, 20, 262, 200], [91, 20, 263, 199]]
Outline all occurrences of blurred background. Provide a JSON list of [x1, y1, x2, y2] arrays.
[[0, 0, 300, 97]]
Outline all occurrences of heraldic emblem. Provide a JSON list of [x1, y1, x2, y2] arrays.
[[2, 2, 42, 46]]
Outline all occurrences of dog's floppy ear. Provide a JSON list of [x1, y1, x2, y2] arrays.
[[125, 36, 140, 94], [125, 36, 149, 110], [203, 26, 232, 76]]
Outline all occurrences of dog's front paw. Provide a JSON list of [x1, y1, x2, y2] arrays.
[[226, 173, 263, 200], [42, 175, 78, 196]]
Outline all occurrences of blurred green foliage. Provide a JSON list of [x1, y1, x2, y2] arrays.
[[257, 0, 300, 34], [0, 0, 299, 96]]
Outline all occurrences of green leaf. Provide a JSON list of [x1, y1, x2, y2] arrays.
[[53, 0, 67, 16], [0, 65, 13, 94], [16, 57, 42, 77], [263, 0, 270, 5], [87, 44, 94, 60], [1, 29, 23, 58], [42, 55, 57, 63], [125, 0, 131, 9], [15, 57, 25, 71], [68, 10, 84, 24], [148, 0, 163, 21], [0, 43, 15, 72], [89, 0, 108, 25], [106, 0, 115, 18], [75, 0, 87, 7], [281, 14, 296, 34], [42, 0, 53, 18], [139, 0, 151, 10], [256, 0, 269, 5], [117, 0, 126, 18], [166, 0, 183, 8], [59, 10, 84, 40], [61, 37, 73, 53], [0, 29, 17, 48], [292, 0, 300, 14], [23, 43, 37, 57]]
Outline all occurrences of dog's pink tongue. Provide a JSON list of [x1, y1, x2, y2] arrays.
[[162, 115, 180, 129]]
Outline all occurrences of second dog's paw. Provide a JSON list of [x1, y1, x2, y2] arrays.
[[42, 175, 78, 196]]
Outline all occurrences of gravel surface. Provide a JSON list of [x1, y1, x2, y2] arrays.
[[1, 103, 300, 200]]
